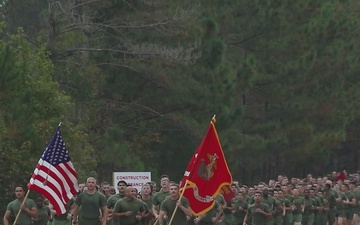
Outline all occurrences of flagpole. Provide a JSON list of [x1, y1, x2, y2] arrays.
[[27, 123, 79, 216], [170, 115, 232, 217], [44, 123, 62, 185], [167, 180, 189, 225], [153, 180, 190, 225], [211, 115, 216, 123], [13, 190, 31, 225], [167, 115, 215, 224]]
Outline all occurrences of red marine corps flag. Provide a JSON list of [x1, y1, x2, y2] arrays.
[[180, 116, 232, 215]]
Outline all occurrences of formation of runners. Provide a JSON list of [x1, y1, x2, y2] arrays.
[[3, 171, 360, 225]]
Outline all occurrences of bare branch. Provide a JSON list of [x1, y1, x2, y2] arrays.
[[96, 63, 139, 72], [227, 33, 263, 46], [69, 0, 102, 11], [47, 1, 201, 65], [117, 101, 167, 118], [128, 41, 202, 65], [56, 39, 201, 65]]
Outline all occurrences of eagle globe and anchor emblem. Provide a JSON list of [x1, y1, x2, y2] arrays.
[[188, 153, 219, 203], [198, 153, 218, 180]]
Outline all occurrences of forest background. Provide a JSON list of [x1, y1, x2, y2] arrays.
[[1, 0, 360, 217]]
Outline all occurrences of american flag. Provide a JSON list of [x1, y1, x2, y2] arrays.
[[28, 125, 78, 215]]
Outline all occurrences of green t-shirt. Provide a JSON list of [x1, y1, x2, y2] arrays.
[[214, 194, 226, 206], [6, 198, 36, 225], [342, 191, 355, 210], [273, 198, 285, 216], [153, 190, 170, 209], [199, 201, 220, 224], [53, 198, 75, 221], [142, 196, 154, 212], [140, 199, 152, 225], [160, 197, 189, 225], [247, 203, 271, 225], [336, 191, 345, 211], [75, 192, 107, 220], [330, 188, 340, 199], [312, 196, 321, 215], [113, 197, 145, 225], [223, 198, 235, 215], [303, 198, 315, 216], [316, 196, 326, 214], [249, 197, 255, 205], [322, 198, 329, 211], [352, 190, 360, 210], [279, 197, 291, 215], [233, 199, 248, 223], [292, 196, 304, 215], [249, 196, 277, 212], [243, 195, 251, 203], [323, 191, 337, 209], [33, 205, 50, 225], [262, 196, 277, 211], [107, 193, 125, 209], [285, 194, 294, 203]]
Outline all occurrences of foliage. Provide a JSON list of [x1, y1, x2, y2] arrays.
[[0, 1, 360, 214], [0, 28, 96, 214], [211, 0, 360, 180]]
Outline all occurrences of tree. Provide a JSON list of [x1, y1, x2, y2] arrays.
[[40, 0, 207, 181], [0, 29, 96, 214], [2, 0, 360, 187], [209, 0, 360, 181]]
